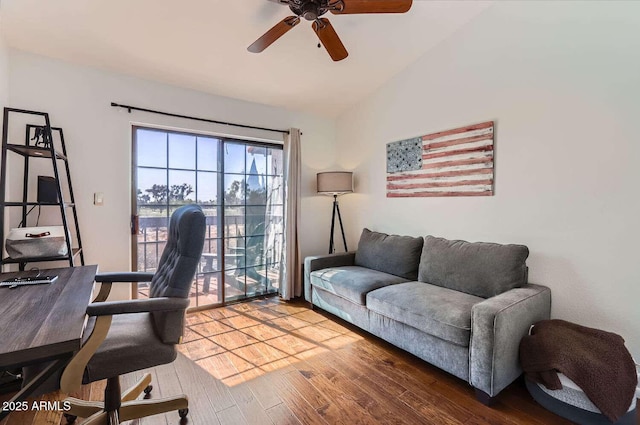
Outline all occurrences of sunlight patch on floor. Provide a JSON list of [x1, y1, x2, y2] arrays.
[[180, 298, 363, 387]]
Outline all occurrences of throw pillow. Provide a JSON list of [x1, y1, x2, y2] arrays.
[[418, 235, 529, 298], [354, 228, 423, 280]]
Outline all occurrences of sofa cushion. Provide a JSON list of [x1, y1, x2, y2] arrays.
[[367, 282, 483, 347], [354, 228, 424, 280], [418, 236, 529, 298], [310, 266, 408, 306]]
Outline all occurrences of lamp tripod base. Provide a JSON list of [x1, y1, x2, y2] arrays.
[[328, 194, 348, 254]]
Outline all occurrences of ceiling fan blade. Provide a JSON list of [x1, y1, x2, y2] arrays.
[[248, 16, 300, 53], [330, 0, 412, 15], [313, 18, 348, 62]]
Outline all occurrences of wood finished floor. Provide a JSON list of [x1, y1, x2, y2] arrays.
[[2, 297, 635, 424]]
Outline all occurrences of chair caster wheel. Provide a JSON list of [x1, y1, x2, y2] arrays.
[[179, 408, 189, 418], [63, 413, 77, 424], [144, 384, 153, 398]]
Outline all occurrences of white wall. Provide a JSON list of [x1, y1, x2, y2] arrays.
[[6, 50, 336, 299], [336, 1, 640, 358]]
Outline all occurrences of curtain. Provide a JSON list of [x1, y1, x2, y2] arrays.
[[279, 128, 301, 300]]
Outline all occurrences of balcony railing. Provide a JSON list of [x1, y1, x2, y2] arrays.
[[136, 215, 279, 307]]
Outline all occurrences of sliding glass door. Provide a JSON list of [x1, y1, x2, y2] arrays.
[[222, 142, 284, 303], [132, 126, 283, 308]]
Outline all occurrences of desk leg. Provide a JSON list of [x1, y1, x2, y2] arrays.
[[0, 357, 68, 421]]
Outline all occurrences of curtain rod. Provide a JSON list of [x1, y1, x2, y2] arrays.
[[110, 102, 291, 135]]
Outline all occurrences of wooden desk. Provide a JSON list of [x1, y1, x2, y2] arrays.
[[0, 265, 97, 419]]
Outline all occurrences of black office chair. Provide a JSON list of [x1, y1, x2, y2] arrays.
[[60, 204, 205, 425]]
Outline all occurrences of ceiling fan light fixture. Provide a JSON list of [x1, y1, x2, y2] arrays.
[[290, 0, 330, 21], [301, 7, 318, 21]]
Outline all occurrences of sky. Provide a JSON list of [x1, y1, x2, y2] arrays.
[[135, 128, 282, 206]]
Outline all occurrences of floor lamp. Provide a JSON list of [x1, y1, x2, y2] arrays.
[[317, 171, 353, 254]]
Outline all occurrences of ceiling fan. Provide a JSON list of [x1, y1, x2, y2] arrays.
[[248, 0, 413, 62]]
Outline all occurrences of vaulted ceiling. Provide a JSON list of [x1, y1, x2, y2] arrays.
[[0, 0, 492, 118]]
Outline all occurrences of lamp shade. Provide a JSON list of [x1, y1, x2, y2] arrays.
[[317, 171, 353, 195]]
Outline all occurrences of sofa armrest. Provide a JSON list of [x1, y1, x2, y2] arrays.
[[470, 284, 551, 397], [304, 252, 356, 302]]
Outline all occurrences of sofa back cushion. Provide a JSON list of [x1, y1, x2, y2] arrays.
[[418, 235, 529, 298], [354, 228, 424, 280]]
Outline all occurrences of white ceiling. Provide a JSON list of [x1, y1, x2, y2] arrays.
[[0, 0, 492, 118]]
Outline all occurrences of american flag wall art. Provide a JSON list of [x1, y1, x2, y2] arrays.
[[386, 121, 494, 197]]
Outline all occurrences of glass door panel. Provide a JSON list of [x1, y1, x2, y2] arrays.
[[133, 127, 222, 308]]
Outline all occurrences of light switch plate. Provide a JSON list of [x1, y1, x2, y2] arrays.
[[94, 192, 104, 206]]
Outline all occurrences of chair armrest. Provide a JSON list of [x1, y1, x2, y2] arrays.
[[93, 273, 156, 302], [86, 297, 189, 317], [95, 272, 155, 283], [61, 298, 188, 394], [304, 252, 356, 302], [469, 284, 551, 397]]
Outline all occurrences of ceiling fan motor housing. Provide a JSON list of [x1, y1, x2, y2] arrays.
[[289, 0, 330, 21]]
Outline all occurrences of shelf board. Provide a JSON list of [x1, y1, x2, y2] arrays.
[[5, 108, 49, 117], [1, 248, 81, 265], [6, 144, 67, 160], [4, 202, 75, 207]]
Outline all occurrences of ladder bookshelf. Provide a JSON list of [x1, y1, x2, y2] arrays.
[[0, 107, 84, 270]]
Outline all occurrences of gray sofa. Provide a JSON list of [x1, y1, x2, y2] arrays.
[[304, 228, 551, 403]]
